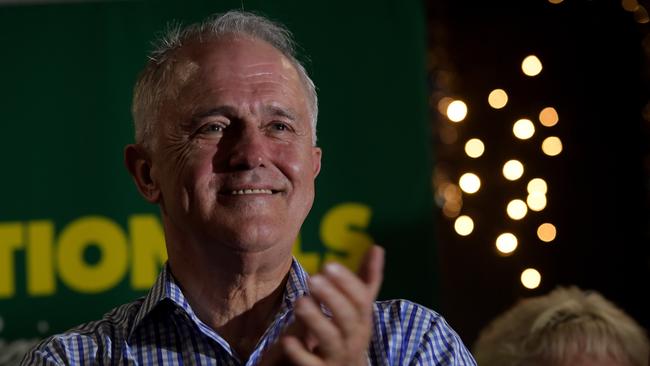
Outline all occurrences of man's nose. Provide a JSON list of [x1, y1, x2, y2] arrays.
[[227, 126, 268, 170]]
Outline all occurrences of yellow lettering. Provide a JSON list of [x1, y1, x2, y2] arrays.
[[57, 216, 128, 293], [0, 223, 23, 298], [129, 214, 167, 289], [292, 233, 320, 274], [321, 203, 373, 271], [26, 221, 55, 296]]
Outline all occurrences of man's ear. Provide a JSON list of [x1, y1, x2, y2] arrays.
[[124, 144, 161, 203], [312, 146, 322, 178]]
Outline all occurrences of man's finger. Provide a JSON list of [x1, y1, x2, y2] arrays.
[[294, 296, 343, 356], [282, 336, 324, 366], [357, 245, 385, 298]]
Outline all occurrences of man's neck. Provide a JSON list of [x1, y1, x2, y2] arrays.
[[167, 240, 294, 361]]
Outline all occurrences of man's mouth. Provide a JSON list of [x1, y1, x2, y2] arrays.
[[229, 189, 275, 195]]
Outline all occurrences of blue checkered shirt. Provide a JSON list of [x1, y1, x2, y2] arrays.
[[21, 260, 476, 365]]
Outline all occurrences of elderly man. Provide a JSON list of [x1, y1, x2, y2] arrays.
[[21, 11, 475, 366]]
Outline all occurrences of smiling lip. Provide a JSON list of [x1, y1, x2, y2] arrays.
[[230, 188, 273, 195], [220, 188, 282, 195]]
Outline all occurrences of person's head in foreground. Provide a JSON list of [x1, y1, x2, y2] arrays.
[[473, 286, 650, 366], [21, 10, 476, 365]]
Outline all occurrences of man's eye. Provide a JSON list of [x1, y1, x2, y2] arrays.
[[199, 123, 225, 134], [270, 122, 289, 131]]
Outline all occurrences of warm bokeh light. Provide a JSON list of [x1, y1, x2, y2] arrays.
[[437, 97, 453, 115], [447, 100, 468, 122], [521, 268, 542, 289], [488, 89, 508, 109], [537, 223, 557, 242], [539, 107, 559, 127], [522, 55, 543, 76], [526, 192, 547, 211], [459, 173, 481, 194], [465, 138, 485, 158], [548, 0, 563, 3], [496, 233, 518, 255], [527, 178, 548, 194], [503, 160, 524, 181], [513, 119, 535, 140], [507, 199, 528, 220], [454, 215, 474, 236], [622, 0, 639, 11], [443, 200, 462, 218], [542, 136, 563, 156], [443, 184, 462, 202]]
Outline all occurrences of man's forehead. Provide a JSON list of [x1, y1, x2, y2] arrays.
[[176, 35, 298, 78]]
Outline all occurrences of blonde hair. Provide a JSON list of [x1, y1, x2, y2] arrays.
[[473, 286, 649, 366]]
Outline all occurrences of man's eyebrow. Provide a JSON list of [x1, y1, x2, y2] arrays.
[[264, 105, 297, 121], [192, 106, 238, 120]]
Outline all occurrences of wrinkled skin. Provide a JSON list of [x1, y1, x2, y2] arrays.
[[148, 36, 321, 256]]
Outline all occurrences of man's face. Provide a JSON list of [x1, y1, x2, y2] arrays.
[[149, 35, 321, 254]]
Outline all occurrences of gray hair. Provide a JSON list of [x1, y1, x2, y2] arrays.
[[132, 11, 318, 150], [473, 286, 650, 366]]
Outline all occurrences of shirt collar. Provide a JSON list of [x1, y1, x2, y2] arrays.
[[128, 258, 311, 340]]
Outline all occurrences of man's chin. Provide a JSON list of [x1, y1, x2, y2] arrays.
[[213, 225, 291, 254]]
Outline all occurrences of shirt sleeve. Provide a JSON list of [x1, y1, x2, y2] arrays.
[[20, 333, 99, 366], [369, 300, 476, 366]]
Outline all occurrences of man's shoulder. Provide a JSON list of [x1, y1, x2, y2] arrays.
[[21, 297, 145, 365], [373, 298, 444, 326], [370, 299, 477, 365]]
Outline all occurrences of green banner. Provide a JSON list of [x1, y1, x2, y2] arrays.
[[0, 0, 433, 362]]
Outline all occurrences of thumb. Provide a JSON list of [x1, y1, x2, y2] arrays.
[[357, 245, 385, 298]]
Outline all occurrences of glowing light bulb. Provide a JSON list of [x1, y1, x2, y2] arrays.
[[507, 199, 528, 220], [496, 233, 518, 255], [539, 107, 559, 127], [527, 178, 548, 194], [542, 136, 563, 156], [503, 160, 524, 181], [513, 119, 535, 140], [522, 55, 543, 76], [488, 89, 508, 109], [521, 268, 542, 289], [526, 192, 547, 211], [447, 100, 468, 122], [454, 215, 474, 236], [465, 138, 485, 158], [537, 223, 557, 242], [459, 173, 481, 194]]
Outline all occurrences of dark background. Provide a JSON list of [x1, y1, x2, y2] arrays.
[[428, 0, 650, 347]]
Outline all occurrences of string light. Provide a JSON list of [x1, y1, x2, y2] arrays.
[[537, 223, 557, 242], [526, 192, 547, 211], [542, 136, 563, 156], [521, 268, 542, 289], [522, 55, 543, 76], [527, 178, 548, 194], [496, 233, 518, 255], [459, 173, 481, 194], [507, 199, 528, 220], [488, 89, 508, 109], [447, 100, 468, 122], [539, 107, 559, 127], [465, 138, 485, 158], [454, 215, 474, 236], [513, 119, 535, 139], [503, 160, 525, 181]]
